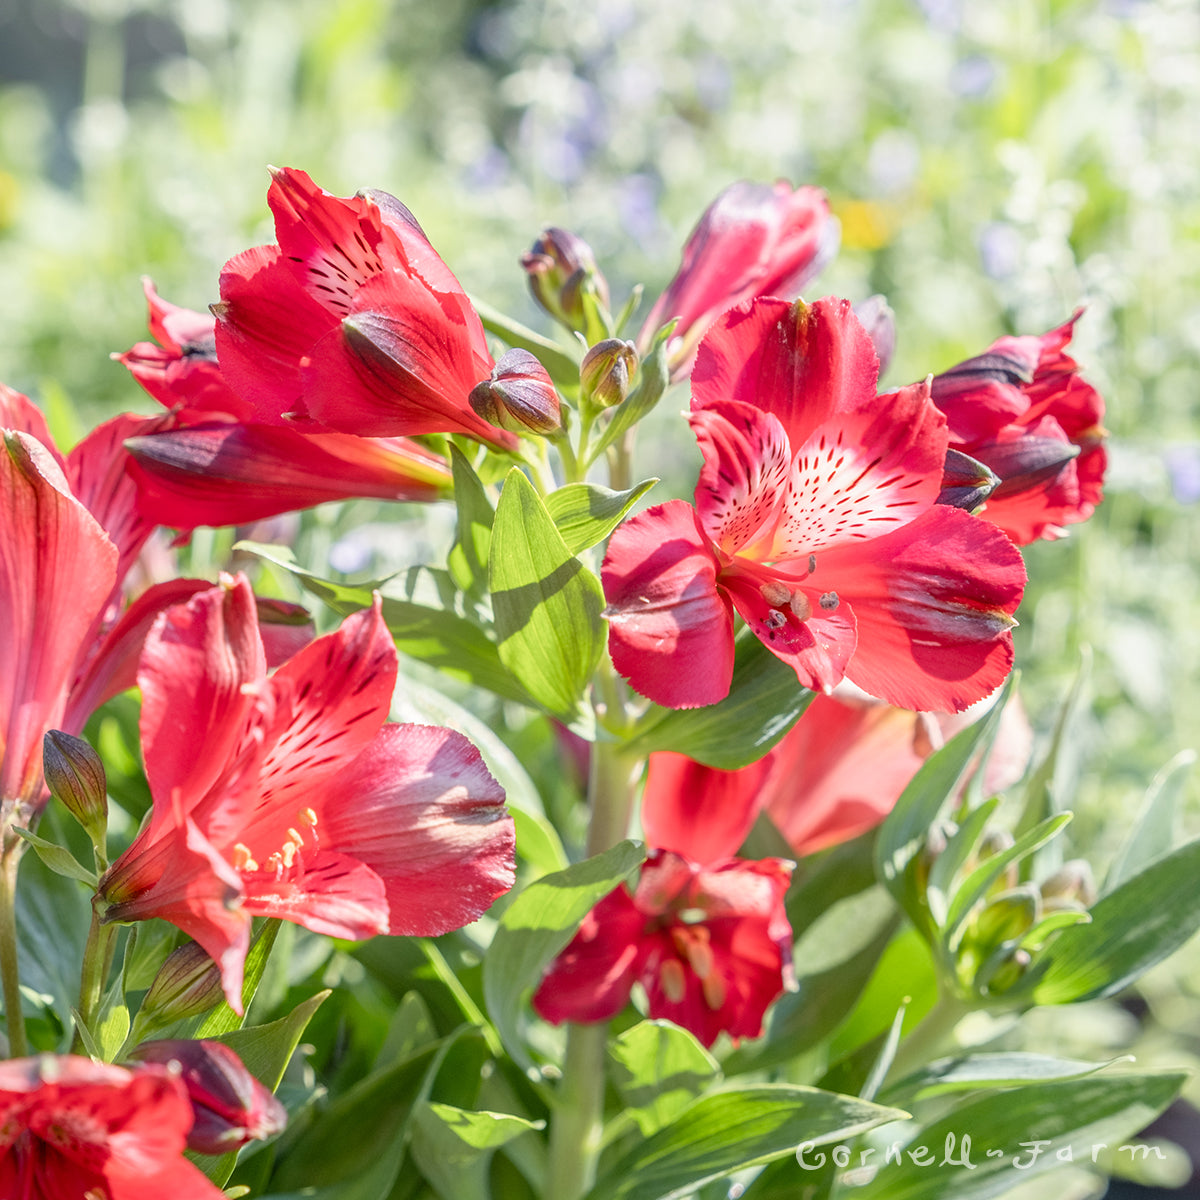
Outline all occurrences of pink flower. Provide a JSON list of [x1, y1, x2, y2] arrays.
[[604, 297, 1027, 713], [0, 1055, 225, 1199], [213, 168, 516, 449], [929, 313, 1107, 543], [98, 575, 515, 1009], [638, 180, 838, 380], [533, 850, 793, 1048], [118, 281, 452, 530]]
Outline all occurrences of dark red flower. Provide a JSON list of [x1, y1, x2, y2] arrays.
[[0, 1055, 225, 1199], [604, 297, 1027, 713], [213, 168, 516, 449], [533, 850, 793, 1048], [97, 575, 515, 1009], [128, 1039, 287, 1155], [929, 313, 1107, 543], [638, 180, 838, 380]]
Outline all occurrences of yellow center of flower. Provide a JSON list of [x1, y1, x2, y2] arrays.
[[231, 808, 320, 881]]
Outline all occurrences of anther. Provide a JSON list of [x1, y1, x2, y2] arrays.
[[759, 580, 791, 607], [808, 554, 817, 574], [232, 843, 258, 872], [819, 591, 840, 610], [789, 591, 812, 621], [764, 610, 788, 631], [659, 958, 687, 1004]]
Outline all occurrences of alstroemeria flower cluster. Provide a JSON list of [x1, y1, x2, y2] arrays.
[[604, 296, 1028, 713], [929, 313, 1107, 543], [98, 574, 516, 1008]]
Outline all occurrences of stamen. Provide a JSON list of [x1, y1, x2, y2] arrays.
[[764, 610, 788, 631], [808, 554, 817, 574], [701, 972, 727, 1012], [232, 843, 258, 872], [685, 937, 714, 980], [287, 827, 304, 847], [789, 591, 812, 621], [659, 958, 687, 1004], [759, 580, 791, 607], [819, 591, 840, 610]]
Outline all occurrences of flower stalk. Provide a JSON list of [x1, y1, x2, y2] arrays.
[[0, 850, 27, 1057]]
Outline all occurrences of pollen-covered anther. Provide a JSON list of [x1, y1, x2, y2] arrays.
[[764, 610, 788, 631], [659, 957, 687, 1004], [759, 580, 791, 607], [818, 591, 840, 610], [789, 591, 812, 621], [231, 843, 258, 872], [701, 971, 727, 1012]]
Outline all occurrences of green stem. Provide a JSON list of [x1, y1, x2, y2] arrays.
[[884, 990, 970, 1085], [547, 732, 641, 1199], [74, 906, 119, 1054], [0, 850, 27, 1057]]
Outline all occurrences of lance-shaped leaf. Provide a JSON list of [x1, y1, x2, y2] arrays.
[[625, 633, 814, 769], [483, 841, 645, 1069], [489, 468, 605, 728], [609, 1021, 720, 1137], [1027, 836, 1200, 1005], [446, 445, 494, 598], [410, 1103, 544, 1200], [1104, 749, 1194, 893], [471, 295, 582, 388], [582, 1084, 906, 1200], [846, 1072, 1185, 1200], [544, 478, 658, 556], [881, 1051, 1131, 1104]]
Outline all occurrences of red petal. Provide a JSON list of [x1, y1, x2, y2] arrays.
[[532, 886, 649, 1025], [642, 750, 771, 863], [126, 419, 450, 529], [138, 576, 266, 816], [214, 244, 337, 426], [0, 433, 117, 808], [0, 383, 65, 468], [818, 506, 1026, 711], [602, 501, 735, 708], [691, 296, 881, 449], [314, 722, 515, 935]]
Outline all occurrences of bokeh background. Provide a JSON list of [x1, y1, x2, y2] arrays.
[[1, 1, 1198, 1195]]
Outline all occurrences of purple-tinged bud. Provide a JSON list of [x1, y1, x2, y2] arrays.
[[580, 339, 638, 409], [854, 294, 896, 375], [42, 731, 107, 846], [938, 449, 1001, 513], [1040, 859, 1097, 910], [137, 941, 226, 1031], [129, 1039, 287, 1155], [469, 349, 562, 435], [521, 227, 610, 333], [983, 433, 1082, 500]]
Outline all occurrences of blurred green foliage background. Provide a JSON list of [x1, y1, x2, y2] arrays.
[[1, 1, 1198, 1190]]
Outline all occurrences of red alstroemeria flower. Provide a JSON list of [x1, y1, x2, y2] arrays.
[[97, 575, 515, 1009], [0, 1055, 225, 1199], [604, 297, 1027, 713], [118, 282, 452, 530], [638, 180, 838, 380], [533, 850, 793, 1048], [642, 689, 1034, 864], [213, 167, 517, 449], [929, 312, 1107, 543]]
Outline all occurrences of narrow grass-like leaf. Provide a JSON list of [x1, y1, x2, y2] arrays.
[[882, 1051, 1130, 1104], [583, 1085, 906, 1200]]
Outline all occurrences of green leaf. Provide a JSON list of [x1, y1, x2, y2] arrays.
[[11, 827, 96, 886], [846, 1072, 1185, 1200], [874, 681, 1012, 934], [925, 799, 1001, 929], [489, 468, 605, 728], [726, 887, 899, 1075], [543, 479, 658, 555], [626, 634, 814, 769], [882, 1051, 1131, 1104], [483, 841, 644, 1069], [511, 807, 569, 875], [583, 1085, 906, 1200], [609, 1021, 720, 1136], [181, 920, 282, 1039], [1105, 749, 1195, 893], [1028, 836, 1200, 1005], [447, 445, 495, 598], [374, 991, 438, 1070], [942, 813, 1073, 946], [410, 1103, 544, 1200], [472, 296, 581, 388]]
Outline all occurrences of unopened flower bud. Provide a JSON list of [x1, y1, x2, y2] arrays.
[[854, 294, 896, 375], [137, 941, 226, 1032], [129, 1039, 287, 1155], [42, 731, 107, 846], [469, 349, 562, 435], [521, 227, 610, 333], [971, 885, 1040, 948], [938, 449, 1001, 513], [1040, 859, 1097, 910], [984, 433, 1081, 500], [580, 339, 638, 409]]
